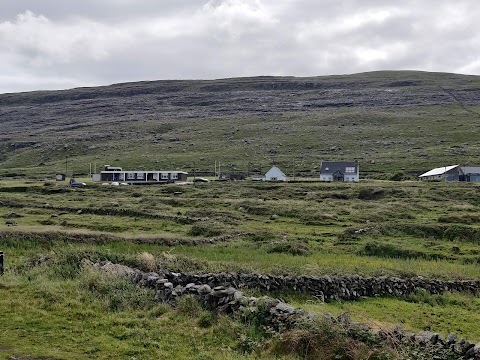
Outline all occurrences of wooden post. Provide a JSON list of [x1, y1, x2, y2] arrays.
[[0, 251, 4, 275]]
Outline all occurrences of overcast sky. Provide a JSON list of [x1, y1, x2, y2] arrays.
[[0, 0, 478, 94]]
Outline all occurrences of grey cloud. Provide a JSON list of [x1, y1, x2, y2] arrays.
[[0, 0, 479, 93]]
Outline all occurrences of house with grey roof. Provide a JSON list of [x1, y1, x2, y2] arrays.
[[320, 161, 359, 182], [419, 165, 480, 182]]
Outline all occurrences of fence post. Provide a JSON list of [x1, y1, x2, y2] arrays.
[[0, 251, 3, 275]]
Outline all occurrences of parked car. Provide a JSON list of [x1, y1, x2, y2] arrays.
[[193, 177, 209, 183], [69, 178, 86, 187]]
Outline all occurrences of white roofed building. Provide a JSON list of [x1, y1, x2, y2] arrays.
[[264, 166, 287, 181], [419, 165, 459, 181], [418, 165, 480, 182]]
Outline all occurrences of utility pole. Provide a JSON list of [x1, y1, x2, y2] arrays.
[[293, 158, 296, 182], [65, 155, 68, 177], [193, 161, 196, 187], [0, 251, 4, 275]]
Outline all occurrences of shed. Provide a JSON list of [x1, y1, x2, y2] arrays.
[[264, 166, 287, 181]]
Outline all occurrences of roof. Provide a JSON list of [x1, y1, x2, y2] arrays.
[[265, 166, 286, 177], [320, 161, 358, 175], [101, 170, 188, 174], [419, 165, 458, 178], [460, 166, 480, 175]]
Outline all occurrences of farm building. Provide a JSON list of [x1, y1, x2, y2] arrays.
[[320, 161, 359, 182], [93, 165, 188, 184], [419, 165, 480, 182], [264, 166, 287, 181]]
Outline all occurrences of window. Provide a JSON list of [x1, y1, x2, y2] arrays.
[[127, 172, 135, 180], [161, 173, 169, 179], [172, 173, 178, 180], [325, 167, 329, 171], [345, 167, 355, 173], [137, 173, 144, 179]]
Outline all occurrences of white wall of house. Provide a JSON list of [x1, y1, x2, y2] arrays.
[[265, 166, 287, 181], [320, 173, 359, 182], [345, 174, 359, 182]]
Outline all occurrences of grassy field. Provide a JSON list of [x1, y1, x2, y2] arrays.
[[1, 178, 480, 358]]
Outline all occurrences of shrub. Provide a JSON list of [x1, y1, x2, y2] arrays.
[[177, 295, 202, 317], [79, 266, 156, 312], [358, 188, 385, 200], [270, 317, 395, 360], [267, 242, 309, 256], [360, 242, 425, 260], [136, 252, 157, 272], [188, 222, 222, 237], [389, 172, 404, 181], [198, 311, 216, 328]]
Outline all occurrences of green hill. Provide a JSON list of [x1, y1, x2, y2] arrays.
[[1, 70, 480, 178]]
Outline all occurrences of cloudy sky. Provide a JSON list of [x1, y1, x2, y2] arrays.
[[0, 0, 478, 94]]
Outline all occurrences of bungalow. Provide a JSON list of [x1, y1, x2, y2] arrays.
[[320, 161, 359, 182], [92, 165, 188, 184], [419, 165, 480, 182], [264, 166, 287, 181]]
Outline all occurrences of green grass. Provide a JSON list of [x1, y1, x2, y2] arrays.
[[1, 179, 480, 357], [286, 291, 480, 342], [0, 260, 288, 360]]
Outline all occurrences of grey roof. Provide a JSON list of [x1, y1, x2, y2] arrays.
[[460, 166, 480, 175], [320, 161, 359, 175]]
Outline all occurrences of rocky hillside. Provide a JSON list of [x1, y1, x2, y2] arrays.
[[1, 71, 480, 177]]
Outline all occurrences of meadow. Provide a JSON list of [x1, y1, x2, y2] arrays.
[[1, 178, 480, 359]]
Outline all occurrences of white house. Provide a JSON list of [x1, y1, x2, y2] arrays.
[[264, 166, 287, 181], [320, 161, 359, 182]]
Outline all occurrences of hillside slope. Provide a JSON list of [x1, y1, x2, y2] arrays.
[[1, 71, 480, 178]]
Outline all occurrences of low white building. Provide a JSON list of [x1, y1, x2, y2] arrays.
[[418, 165, 480, 182], [264, 166, 287, 181], [419, 165, 458, 181], [320, 161, 359, 182]]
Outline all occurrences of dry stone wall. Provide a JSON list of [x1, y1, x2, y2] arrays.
[[160, 271, 480, 301], [91, 261, 480, 359]]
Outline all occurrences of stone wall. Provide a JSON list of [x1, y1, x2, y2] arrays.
[[91, 261, 480, 359], [161, 271, 480, 301]]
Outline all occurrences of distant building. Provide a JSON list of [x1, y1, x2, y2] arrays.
[[320, 161, 359, 182], [419, 165, 480, 182], [55, 173, 66, 181], [93, 165, 188, 184], [264, 166, 287, 181], [220, 172, 246, 181]]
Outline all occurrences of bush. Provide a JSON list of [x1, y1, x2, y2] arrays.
[[136, 252, 157, 272], [389, 172, 404, 181], [267, 242, 309, 256], [360, 242, 425, 260], [188, 222, 222, 237], [358, 188, 385, 200], [79, 267, 156, 312], [270, 317, 395, 360], [176, 295, 202, 317]]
